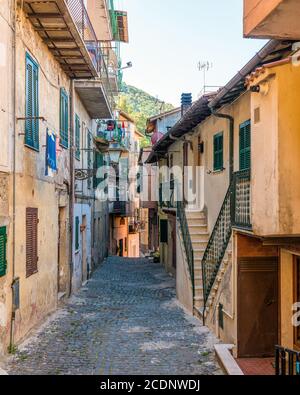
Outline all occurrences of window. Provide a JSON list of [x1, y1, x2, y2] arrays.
[[60, 89, 69, 148], [295, 257, 300, 348], [160, 219, 168, 244], [0, 227, 7, 277], [26, 208, 38, 277], [213, 132, 224, 171], [25, 53, 39, 150], [87, 131, 92, 189], [75, 217, 80, 251], [75, 114, 80, 160], [93, 152, 104, 189], [239, 120, 251, 171]]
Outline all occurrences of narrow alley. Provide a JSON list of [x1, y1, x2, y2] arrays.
[[4, 258, 222, 376]]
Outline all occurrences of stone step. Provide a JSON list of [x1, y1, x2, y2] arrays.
[[194, 276, 203, 287], [192, 240, 208, 248], [190, 233, 209, 243], [187, 218, 207, 232], [194, 250, 205, 260], [185, 210, 206, 219]]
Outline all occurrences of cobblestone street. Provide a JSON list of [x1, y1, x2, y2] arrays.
[[5, 257, 222, 375]]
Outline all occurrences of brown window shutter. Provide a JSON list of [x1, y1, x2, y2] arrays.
[[26, 207, 38, 277]]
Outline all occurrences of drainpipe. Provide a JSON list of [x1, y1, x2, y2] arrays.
[[10, 0, 17, 353], [211, 111, 234, 183], [68, 79, 75, 297]]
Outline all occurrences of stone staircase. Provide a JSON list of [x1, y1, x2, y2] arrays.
[[201, 239, 232, 322], [185, 209, 209, 312]]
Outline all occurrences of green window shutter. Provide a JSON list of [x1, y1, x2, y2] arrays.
[[87, 131, 92, 189], [60, 89, 69, 148], [160, 219, 168, 244], [75, 217, 80, 250], [239, 120, 251, 171], [93, 152, 104, 189], [25, 53, 39, 150], [213, 132, 223, 171], [0, 227, 7, 277], [75, 114, 80, 160]]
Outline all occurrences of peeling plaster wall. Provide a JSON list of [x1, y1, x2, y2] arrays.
[[1, 7, 72, 351], [0, 0, 15, 356]]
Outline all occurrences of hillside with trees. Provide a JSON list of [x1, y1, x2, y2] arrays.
[[118, 83, 174, 145]]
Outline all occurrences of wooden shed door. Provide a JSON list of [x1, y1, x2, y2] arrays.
[[238, 258, 278, 358]]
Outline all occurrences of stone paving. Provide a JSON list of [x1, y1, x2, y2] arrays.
[[5, 257, 222, 375]]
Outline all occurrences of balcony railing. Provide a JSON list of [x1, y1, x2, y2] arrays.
[[202, 169, 252, 312], [232, 169, 251, 229], [275, 346, 300, 376], [66, 0, 115, 106], [112, 201, 127, 215], [65, 0, 101, 71]]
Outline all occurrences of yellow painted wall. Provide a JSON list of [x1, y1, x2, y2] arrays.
[[250, 63, 300, 236], [194, 92, 251, 232], [280, 249, 295, 349]]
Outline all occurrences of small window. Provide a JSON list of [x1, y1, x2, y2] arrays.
[[75, 217, 80, 251], [0, 227, 7, 277], [25, 53, 39, 151], [160, 219, 168, 244], [75, 114, 80, 160], [295, 257, 300, 349], [60, 89, 69, 148], [239, 120, 251, 171], [26, 208, 38, 278], [213, 132, 224, 171]]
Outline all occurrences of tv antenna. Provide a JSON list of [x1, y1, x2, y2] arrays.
[[197, 61, 213, 94]]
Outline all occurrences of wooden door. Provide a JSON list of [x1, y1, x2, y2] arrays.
[[238, 257, 279, 358]]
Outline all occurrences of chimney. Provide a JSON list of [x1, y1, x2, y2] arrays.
[[181, 93, 192, 116]]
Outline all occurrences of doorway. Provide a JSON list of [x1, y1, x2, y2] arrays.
[[119, 239, 124, 257], [81, 215, 87, 283], [237, 257, 279, 357], [58, 207, 68, 295]]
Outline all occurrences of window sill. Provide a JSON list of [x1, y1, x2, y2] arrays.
[[211, 168, 226, 175], [24, 144, 39, 153]]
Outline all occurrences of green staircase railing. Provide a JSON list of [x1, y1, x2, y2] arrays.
[[177, 202, 195, 298], [202, 169, 251, 311]]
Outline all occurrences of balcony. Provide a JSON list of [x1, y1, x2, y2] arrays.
[[244, 0, 300, 39], [23, 1, 115, 117], [23, 0, 99, 78], [111, 201, 129, 216]]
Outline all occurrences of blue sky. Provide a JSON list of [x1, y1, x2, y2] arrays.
[[117, 0, 267, 106]]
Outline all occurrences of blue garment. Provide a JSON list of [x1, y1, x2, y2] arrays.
[[45, 129, 57, 177]]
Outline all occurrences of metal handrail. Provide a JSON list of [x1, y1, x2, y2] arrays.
[[275, 346, 300, 375], [202, 169, 251, 310], [177, 201, 195, 299]]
